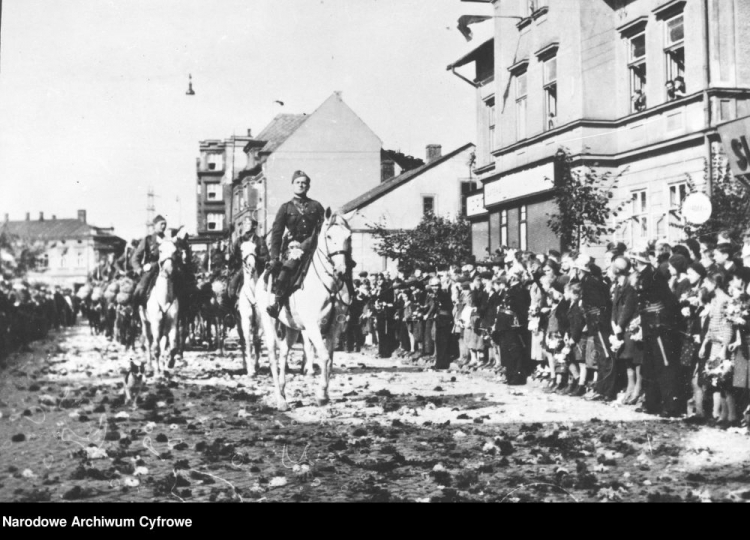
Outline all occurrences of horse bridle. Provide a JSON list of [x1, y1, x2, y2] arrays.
[[312, 219, 352, 307]]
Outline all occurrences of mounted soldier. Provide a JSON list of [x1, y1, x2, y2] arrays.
[[131, 214, 168, 306], [266, 170, 326, 319], [115, 240, 139, 278], [227, 217, 267, 304]]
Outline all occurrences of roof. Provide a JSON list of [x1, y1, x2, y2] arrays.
[[0, 219, 123, 242], [341, 143, 475, 213], [381, 149, 425, 173], [256, 114, 308, 154]]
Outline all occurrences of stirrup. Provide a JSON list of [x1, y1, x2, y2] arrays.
[[266, 303, 281, 319]]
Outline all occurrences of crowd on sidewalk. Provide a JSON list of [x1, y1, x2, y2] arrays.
[[0, 281, 77, 364], [343, 231, 750, 427]]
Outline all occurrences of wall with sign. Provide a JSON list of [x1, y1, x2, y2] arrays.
[[484, 163, 555, 207]]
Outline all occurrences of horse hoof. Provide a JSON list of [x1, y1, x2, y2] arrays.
[[277, 401, 289, 412], [316, 397, 329, 407]]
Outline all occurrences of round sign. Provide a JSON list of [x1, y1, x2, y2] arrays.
[[682, 192, 712, 224]]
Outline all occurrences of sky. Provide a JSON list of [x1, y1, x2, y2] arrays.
[[0, 0, 493, 242]]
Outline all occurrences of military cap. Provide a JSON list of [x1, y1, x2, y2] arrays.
[[153, 215, 166, 225]]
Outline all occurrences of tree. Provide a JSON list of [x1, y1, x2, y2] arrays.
[[677, 157, 750, 243], [0, 232, 45, 280], [369, 214, 471, 275], [546, 148, 628, 251]]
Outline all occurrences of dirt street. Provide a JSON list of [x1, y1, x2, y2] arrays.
[[1, 324, 750, 503]]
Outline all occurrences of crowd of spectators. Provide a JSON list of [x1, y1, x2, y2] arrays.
[[0, 281, 77, 365], [345, 230, 750, 427]]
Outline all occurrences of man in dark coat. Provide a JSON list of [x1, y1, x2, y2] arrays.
[[433, 276, 455, 370], [131, 215, 168, 305], [266, 171, 325, 319], [632, 248, 683, 417]]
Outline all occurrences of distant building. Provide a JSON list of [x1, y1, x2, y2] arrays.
[[342, 143, 476, 274], [451, 0, 750, 259], [0, 210, 125, 289], [231, 92, 384, 243]]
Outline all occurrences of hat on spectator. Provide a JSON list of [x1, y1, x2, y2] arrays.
[[668, 254, 688, 274], [629, 249, 651, 264], [574, 254, 592, 271], [544, 259, 560, 274], [606, 242, 628, 255], [687, 262, 707, 279], [153, 215, 166, 225], [479, 271, 493, 280]]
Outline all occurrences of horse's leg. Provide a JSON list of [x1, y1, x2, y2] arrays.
[[251, 307, 262, 375], [237, 299, 249, 375], [303, 336, 315, 378], [305, 326, 332, 406], [279, 328, 299, 407], [150, 311, 162, 378], [140, 306, 153, 371], [262, 315, 287, 410], [167, 305, 179, 370]]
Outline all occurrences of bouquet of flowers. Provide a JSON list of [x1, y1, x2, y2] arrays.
[[609, 334, 624, 353], [725, 297, 749, 326], [704, 356, 734, 388], [628, 316, 643, 342], [555, 347, 571, 368]]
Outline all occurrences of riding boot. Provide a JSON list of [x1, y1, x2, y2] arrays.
[[267, 268, 291, 319]]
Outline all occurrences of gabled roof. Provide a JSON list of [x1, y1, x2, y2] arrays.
[[342, 143, 475, 213], [256, 114, 308, 154], [0, 219, 121, 241]]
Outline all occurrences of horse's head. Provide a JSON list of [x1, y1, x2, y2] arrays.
[[156, 238, 179, 277], [321, 208, 352, 278], [240, 234, 260, 275]]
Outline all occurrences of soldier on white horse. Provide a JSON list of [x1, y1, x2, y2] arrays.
[[258, 170, 355, 410]]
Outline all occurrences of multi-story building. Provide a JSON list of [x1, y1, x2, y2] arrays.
[[452, 0, 750, 259], [229, 92, 383, 243], [0, 210, 125, 290], [195, 133, 254, 243]]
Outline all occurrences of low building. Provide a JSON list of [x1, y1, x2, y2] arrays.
[[0, 210, 125, 290], [341, 143, 477, 274]]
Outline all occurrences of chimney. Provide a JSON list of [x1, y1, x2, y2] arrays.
[[4, 214, 8, 222], [78, 210, 87, 224], [52, 215, 56, 220], [26, 212, 30, 221], [39, 212, 44, 221], [381, 160, 395, 183], [426, 145, 442, 163], [247, 129, 252, 137]]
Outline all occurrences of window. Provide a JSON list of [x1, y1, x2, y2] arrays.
[[487, 99, 496, 151], [423, 196, 435, 216], [631, 190, 649, 244], [667, 182, 688, 242], [206, 184, 222, 201], [664, 14, 685, 100], [60, 255, 67, 268], [544, 57, 558, 130], [35, 254, 49, 271], [207, 213, 225, 231], [501, 209, 508, 247], [629, 33, 647, 112], [206, 153, 224, 171], [519, 206, 528, 251], [460, 181, 475, 217], [516, 72, 528, 141], [76, 251, 84, 268]]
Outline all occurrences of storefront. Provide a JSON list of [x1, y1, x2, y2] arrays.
[[470, 162, 561, 256]]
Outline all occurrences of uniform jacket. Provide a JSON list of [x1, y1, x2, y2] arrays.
[[269, 197, 325, 261], [636, 264, 680, 334], [611, 281, 638, 337], [567, 300, 585, 345], [130, 233, 164, 273]]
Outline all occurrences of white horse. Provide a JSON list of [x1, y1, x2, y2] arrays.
[[257, 209, 352, 410], [236, 232, 263, 376], [139, 237, 180, 377]]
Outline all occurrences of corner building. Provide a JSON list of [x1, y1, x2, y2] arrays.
[[454, 0, 750, 258]]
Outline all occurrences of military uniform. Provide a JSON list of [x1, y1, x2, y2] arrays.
[[268, 195, 325, 306], [131, 230, 165, 304]]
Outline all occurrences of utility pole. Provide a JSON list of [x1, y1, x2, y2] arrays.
[[0, 0, 4, 75]]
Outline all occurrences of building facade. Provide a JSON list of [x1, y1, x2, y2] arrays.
[[0, 210, 125, 289], [342, 143, 477, 274], [229, 92, 383, 243], [453, 0, 750, 259]]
